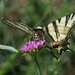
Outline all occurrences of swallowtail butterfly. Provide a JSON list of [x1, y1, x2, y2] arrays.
[[2, 13, 75, 59]]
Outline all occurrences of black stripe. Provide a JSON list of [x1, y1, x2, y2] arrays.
[[67, 21, 75, 38], [71, 13, 75, 20], [58, 18, 61, 23], [13, 22, 33, 33], [70, 21, 75, 29], [52, 21, 59, 39], [16, 22, 33, 32], [46, 25, 55, 42], [65, 14, 71, 26]]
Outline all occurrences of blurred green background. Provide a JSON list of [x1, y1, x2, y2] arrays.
[[0, 0, 75, 75]]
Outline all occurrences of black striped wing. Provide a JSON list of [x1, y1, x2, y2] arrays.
[[42, 13, 75, 59], [43, 13, 75, 43], [2, 19, 34, 37], [2, 13, 75, 59]]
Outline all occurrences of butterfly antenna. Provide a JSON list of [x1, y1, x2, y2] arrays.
[[35, 19, 45, 27], [39, 19, 45, 26]]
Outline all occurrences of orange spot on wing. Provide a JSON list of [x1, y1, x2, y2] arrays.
[[53, 42, 60, 46]]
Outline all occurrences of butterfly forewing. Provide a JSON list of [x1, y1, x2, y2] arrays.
[[43, 13, 75, 42], [2, 19, 34, 37]]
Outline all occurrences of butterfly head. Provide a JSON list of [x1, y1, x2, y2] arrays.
[[33, 26, 44, 41]]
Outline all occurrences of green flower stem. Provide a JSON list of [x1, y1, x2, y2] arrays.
[[33, 55, 41, 75]]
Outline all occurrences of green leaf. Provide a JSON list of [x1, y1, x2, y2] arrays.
[[0, 45, 18, 53]]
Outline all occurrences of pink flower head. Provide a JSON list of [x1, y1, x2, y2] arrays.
[[20, 40, 45, 53]]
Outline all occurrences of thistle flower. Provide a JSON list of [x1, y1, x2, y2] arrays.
[[20, 40, 45, 54]]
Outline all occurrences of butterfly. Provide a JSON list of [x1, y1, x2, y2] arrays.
[[2, 13, 75, 59]]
